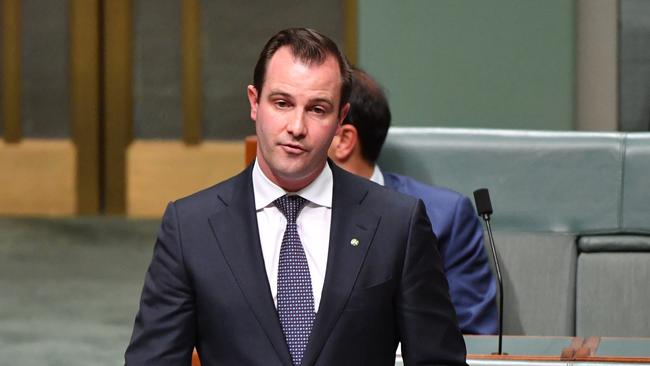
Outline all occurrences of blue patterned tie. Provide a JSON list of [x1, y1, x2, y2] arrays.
[[274, 195, 315, 366]]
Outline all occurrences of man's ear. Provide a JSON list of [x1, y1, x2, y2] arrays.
[[330, 124, 358, 162], [247, 85, 258, 121]]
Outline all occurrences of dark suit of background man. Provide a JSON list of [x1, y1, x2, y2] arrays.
[[125, 28, 467, 366], [328, 68, 498, 335]]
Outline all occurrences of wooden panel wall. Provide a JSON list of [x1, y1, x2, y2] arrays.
[[0, 140, 76, 215], [0, 0, 76, 215], [71, 0, 101, 214], [0, 0, 354, 216], [181, 0, 202, 144]]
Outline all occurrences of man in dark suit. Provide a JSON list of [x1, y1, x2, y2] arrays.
[[328, 68, 497, 335], [125, 28, 466, 366]]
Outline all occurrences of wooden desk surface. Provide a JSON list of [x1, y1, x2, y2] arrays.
[[191, 336, 650, 366], [394, 336, 650, 366]]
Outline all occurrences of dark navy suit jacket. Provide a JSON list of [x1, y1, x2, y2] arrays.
[[384, 172, 498, 335], [125, 163, 467, 365]]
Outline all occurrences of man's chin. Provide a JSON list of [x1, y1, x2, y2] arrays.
[[275, 170, 309, 184], [272, 165, 323, 190]]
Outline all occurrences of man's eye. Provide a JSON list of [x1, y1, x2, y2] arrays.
[[275, 100, 289, 108], [311, 107, 326, 115]]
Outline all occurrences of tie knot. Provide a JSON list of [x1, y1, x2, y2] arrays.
[[274, 195, 308, 223]]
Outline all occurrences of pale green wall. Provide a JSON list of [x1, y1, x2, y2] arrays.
[[358, 0, 575, 130]]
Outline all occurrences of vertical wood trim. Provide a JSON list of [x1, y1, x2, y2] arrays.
[[103, 0, 132, 214], [70, 0, 101, 214], [343, 0, 358, 66], [245, 135, 257, 165], [1, 0, 21, 142], [181, 0, 202, 145]]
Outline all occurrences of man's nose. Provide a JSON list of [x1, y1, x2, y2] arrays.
[[286, 110, 307, 137]]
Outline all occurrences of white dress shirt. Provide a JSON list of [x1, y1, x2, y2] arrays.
[[252, 160, 332, 313], [369, 165, 384, 185]]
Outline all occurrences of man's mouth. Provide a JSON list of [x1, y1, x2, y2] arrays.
[[280, 143, 306, 154]]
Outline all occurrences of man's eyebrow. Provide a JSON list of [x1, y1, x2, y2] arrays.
[[309, 97, 334, 107], [266, 90, 334, 107], [267, 90, 292, 99]]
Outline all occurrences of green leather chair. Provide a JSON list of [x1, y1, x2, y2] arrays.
[[378, 128, 650, 336]]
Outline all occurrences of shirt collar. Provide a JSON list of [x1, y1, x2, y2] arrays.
[[369, 164, 385, 186], [252, 160, 333, 210]]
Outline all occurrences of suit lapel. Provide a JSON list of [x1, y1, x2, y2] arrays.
[[207, 167, 292, 366], [302, 164, 381, 366]]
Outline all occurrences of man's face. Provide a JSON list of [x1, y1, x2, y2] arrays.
[[248, 46, 349, 191]]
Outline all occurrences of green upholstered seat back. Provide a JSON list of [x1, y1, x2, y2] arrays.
[[378, 128, 650, 336], [492, 231, 577, 336], [379, 127, 628, 234], [621, 133, 650, 233]]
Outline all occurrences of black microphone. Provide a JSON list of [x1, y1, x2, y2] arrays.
[[473, 188, 505, 355]]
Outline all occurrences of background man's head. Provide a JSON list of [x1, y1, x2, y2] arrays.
[[253, 28, 352, 115], [329, 67, 391, 176]]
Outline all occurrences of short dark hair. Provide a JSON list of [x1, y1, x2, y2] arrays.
[[343, 67, 391, 163], [253, 28, 352, 111]]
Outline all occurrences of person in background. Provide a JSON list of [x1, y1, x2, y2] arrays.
[[125, 28, 467, 365], [329, 67, 497, 335]]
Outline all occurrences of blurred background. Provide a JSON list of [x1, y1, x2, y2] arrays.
[[2, 0, 649, 218], [1, 0, 649, 365]]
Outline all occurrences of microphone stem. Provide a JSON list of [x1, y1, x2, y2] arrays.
[[484, 217, 503, 355]]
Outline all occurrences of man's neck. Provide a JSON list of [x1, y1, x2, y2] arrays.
[[337, 158, 374, 179]]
